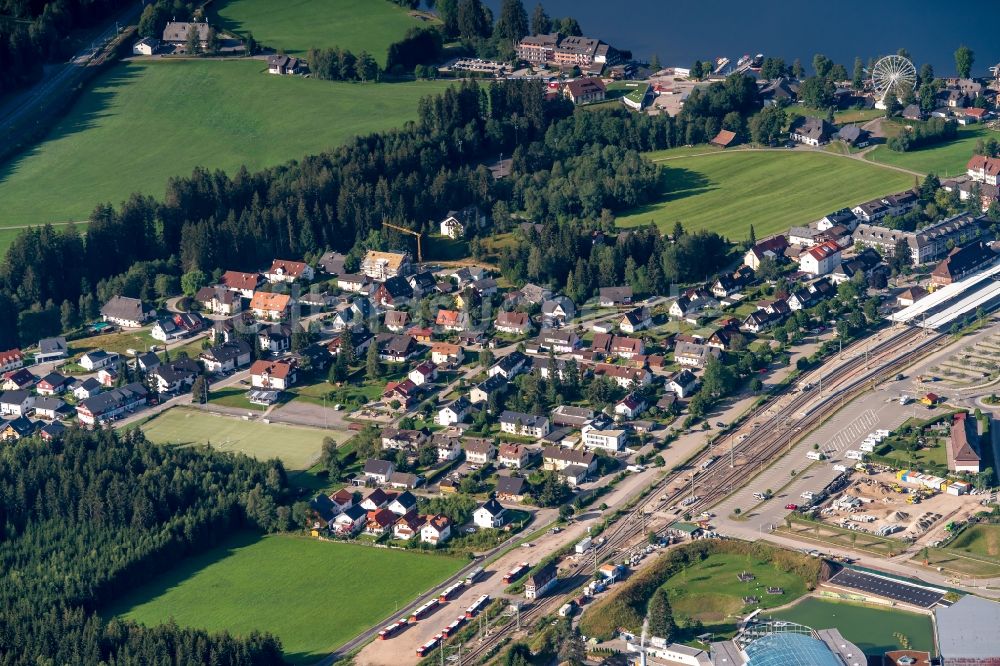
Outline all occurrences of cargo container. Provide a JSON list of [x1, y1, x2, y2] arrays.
[[575, 536, 592, 554]]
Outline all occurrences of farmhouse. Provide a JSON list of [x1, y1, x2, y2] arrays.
[[837, 124, 871, 148], [599, 286, 633, 307], [162, 21, 210, 48], [788, 116, 834, 146], [267, 54, 302, 75], [101, 296, 155, 328]]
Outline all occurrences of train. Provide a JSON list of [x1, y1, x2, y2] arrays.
[[502, 562, 530, 584], [465, 594, 490, 619], [416, 634, 443, 657], [378, 620, 407, 640], [441, 615, 467, 638], [409, 598, 439, 623], [439, 580, 465, 602]]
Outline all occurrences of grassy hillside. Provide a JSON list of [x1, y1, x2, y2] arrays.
[[616, 151, 914, 240], [108, 533, 464, 664], [866, 124, 997, 177], [0, 59, 451, 241], [210, 0, 429, 63]]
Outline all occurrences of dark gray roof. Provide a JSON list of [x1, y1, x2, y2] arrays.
[[78, 382, 147, 414], [495, 475, 526, 495], [478, 498, 505, 516], [364, 459, 394, 476], [101, 295, 151, 322], [0, 390, 31, 404], [38, 337, 68, 355]]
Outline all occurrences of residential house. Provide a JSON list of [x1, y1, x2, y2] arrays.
[[377, 334, 418, 362], [469, 374, 509, 405], [147, 359, 200, 394], [361, 250, 412, 280], [162, 20, 209, 47], [498, 443, 531, 469], [132, 36, 159, 55], [195, 286, 242, 316], [266, 54, 302, 75], [363, 459, 396, 485], [542, 447, 596, 473], [393, 513, 425, 540], [495, 311, 533, 335], [387, 491, 418, 516], [408, 361, 437, 387], [334, 505, 367, 535], [0, 349, 23, 373], [551, 405, 594, 428], [537, 329, 579, 354], [463, 438, 496, 464], [2, 368, 35, 391], [365, 508, 396, 536], [35, 337, 68, 363], [902, 104, 926, 121], [473, 279, 499, 299], [258, 323, 292, 353], [326, 329, 373, 358], [435, 434, 462, 462], [599, 286, 633, 307], [338, 273, 371, 294], [799, 240, 843, 275], [742, 309, 777, 334], [0, 390, 34, 417], [619, 306, 652, 333], [582, 424, 627, 452], [35, 372, 70, 396], [488, 351, 528, 380], [817, 209, 858, 231], [219, 271, 262, 298], [500, 411, 550, 439], [72, 378, 102, 401], [382, 379, 420, 410], [79, 350, 119, 372], [593, 363, 651, 389], [473, 499, 507, 529], [949, 412, 981, 473], [374, 276, 414, 309], [564, 77, 606, 104], [744, 236, 790, 270], [406, 271, 437, 298], [788, 226, 822, 247], [0, 417, 36, 442], [76, 382, 148, 426], [318, 251, 347, 276], [968, 155, 1000, 186], [430, 342, 464, 366], [265, 259, 314, 284], [495, 475, 527, 502], [837, 125, 871, 148], [507, 283, 551, 307], [667, 369, 699, 398], [199, 340, 252, 373], [381, 428, 429, 452], [788, 116, 834, 146], [97, 367, 118, 388], [389, 472, 420, 490], [101, 296, 154, 328], [532, 356, 573, 381], [439, 205, 486, 238], [250, 359, 296, 390], [931, 242, 997, 286], [610, 336, 644, 359], [560, 464, 591, 486], [383, 310, 410, 332], [540, 296, 576, 326], [524, 561, 558, 600], [674, 341, 721, 368], [408, 326, 434, 344], [615, 393, 646, 420], [33, 396, 67, 420], [436, 309, 467, 331], [39, 421, 67, 441], [421, 514, 452, 544], [250, 292, 292, 321], [151, 313, 204, 342], [437, 398, 471, 426]]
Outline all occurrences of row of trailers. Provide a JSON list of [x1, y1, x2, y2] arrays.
[[375, 566, 492, 657]]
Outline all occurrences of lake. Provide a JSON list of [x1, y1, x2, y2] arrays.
[[484, 0, 1000, 76]]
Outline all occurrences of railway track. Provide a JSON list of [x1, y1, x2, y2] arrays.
[[445, 326, 945, 664]]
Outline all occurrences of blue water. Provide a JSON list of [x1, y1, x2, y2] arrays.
[[484, 0, 1000, 76]]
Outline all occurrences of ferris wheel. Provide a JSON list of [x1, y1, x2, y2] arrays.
[[871, 55, 916, 108]]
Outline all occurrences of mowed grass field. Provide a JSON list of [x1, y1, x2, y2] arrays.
[[617, 151, 913, 240], [108, 533, 464, 664], [948, 524, 1000, 558], [0, 59, 452, 230], [662, 553, 808, 633], [867, 124, 996, 177], [772, 597, 933, 654], [210, 0, 427, 63], [141, 407, 350, 471]]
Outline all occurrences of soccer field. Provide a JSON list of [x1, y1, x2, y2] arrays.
[[108, 533, 464, 664], [616, 151, 913, 240], [0, 59, 451, 236], [141, 408, 349, 471], [772, 596, 933, 654], [210, 0, 428, 63]]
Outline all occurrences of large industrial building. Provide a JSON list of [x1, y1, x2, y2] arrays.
[[935, 594, 1000, 665]]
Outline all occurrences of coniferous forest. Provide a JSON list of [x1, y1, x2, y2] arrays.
[[0, 427, 290, 665]]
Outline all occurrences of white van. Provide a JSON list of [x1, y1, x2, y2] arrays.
[[833, 464, 848, 472], [845, 450, 865, 461], [875, 429, 890, 438], [806, 451, 824, 461], [801, 491, 815, 500]]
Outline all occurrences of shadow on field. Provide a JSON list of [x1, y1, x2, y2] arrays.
[[100, 530, 261, 619], [0, 64, 141, 187], [618, 167, 713, 222]]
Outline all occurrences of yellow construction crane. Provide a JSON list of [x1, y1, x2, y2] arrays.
[[382, 221, 423, 263]]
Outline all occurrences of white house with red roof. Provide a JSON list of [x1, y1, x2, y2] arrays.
[[250, 359, 297, 390], [968, 155, 1000, 186], [0, 349, 23, 373], [799, 240, 842, 276], [265, 259, 314, 284], [219, 271, 262, 298]]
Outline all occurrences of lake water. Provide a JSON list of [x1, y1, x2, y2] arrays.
[[483, 0, 1000, 77]]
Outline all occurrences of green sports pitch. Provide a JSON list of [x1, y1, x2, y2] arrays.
[[107, 533, 464, 664], [616, 150, 914, 240], [141, 407, 349, 471]]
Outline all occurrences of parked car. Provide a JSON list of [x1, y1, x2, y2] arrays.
[[785, 503, 798, 510]]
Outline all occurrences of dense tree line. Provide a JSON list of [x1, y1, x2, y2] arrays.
[[385, 25, 443, 73], [0, 0, 135, 95], [888, 117, 957, 152], [0, 427, 291, 664], [136, 0, 196, 40], [306, 46, 379, 82]]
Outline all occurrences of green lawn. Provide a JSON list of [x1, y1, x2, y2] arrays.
[[617, 151, 913, 240], [141, 407, 348, 470], [107, 533, 464, 664], [0, 59, 452, 239], [867, 124, 997, 177], [68, 327, 159, 357], [662, 553, 808, 634], [210, 0, 429, 63], [772, 597, 934, 654]]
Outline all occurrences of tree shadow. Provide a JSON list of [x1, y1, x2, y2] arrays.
[[0, 63, 141, 187], [624, 166, 715, 220]]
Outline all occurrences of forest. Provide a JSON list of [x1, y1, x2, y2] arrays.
[[0, 427, 292, 664]]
